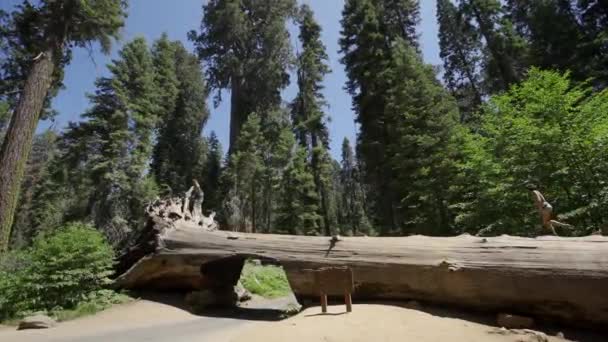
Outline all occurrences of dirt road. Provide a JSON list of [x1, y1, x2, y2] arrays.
[[0, 295, 253, 342], [1, 297, 603, 342]]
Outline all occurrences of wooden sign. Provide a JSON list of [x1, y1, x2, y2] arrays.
[[313, 266, 354, 313]]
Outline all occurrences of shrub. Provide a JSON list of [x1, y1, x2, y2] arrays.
[[0, 222, 117, 321]]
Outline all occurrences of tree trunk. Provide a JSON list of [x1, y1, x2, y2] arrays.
[[468, 1, 519, 89], [0, 49, 56, 252], [116, 201, 608, 328], [228, 76, 244, 155]]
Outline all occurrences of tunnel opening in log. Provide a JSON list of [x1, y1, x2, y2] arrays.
[[237, 257, 294, 300], [194, 254, 297, 307]]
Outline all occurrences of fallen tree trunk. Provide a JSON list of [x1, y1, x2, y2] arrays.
[[116, 200, 608, 328]]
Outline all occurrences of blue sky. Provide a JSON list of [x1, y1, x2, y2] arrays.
[[2, 0, 440, 159]]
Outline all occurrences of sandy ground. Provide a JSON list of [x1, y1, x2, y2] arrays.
[[0, 294, 252, 342], [232, 304, 576, 342], [1, 295, 603, 342]]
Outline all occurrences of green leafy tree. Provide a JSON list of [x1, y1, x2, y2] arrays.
[[276, 147, 322, 235], [458, 69, 608, 235], [0, 0, 127, 252], [0, 222, 115, 320], [189, 0, 296, 153]]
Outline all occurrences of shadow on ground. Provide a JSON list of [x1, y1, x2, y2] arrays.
[[133, 291, 606, 341], [133, 291, 293, 322]]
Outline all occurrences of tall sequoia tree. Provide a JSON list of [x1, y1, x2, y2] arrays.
[[0, 0, 127, 252], [458, 0, 527, 93], [437, 0, 483, 122], [189, 0, 296, 154], [339, 0, 420, 234], [151, 39, 210, 194], [505, 0, 607, 87]]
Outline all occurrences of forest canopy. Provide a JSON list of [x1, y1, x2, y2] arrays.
[[1, 0, 607, 255]]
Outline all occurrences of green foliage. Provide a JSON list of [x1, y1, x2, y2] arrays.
[[385, 40, 460, 235], [339, 138, 371, 236], [202, 132, 223, 212], [339, 0, 421, 232], [239, 260, 291, 299], [0, 100, 9, 132], [436, 0, 483, 122], [10, 131, 58, 248], [276, 147, 322, 235], [0, 0, 127, 119], [457, 69, 608, 235], [190, 0, 296, 149], [222, 114, 265, 231], [151, 38, 210, 194], [291, 4, 330, 150], [52, 291, 131, 322], [0, 222, 118, 321]]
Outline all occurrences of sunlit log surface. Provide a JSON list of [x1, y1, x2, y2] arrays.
[[116, 199, 608, 327]]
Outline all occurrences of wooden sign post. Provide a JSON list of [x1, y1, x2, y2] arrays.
[[313, 266, 354, 313]]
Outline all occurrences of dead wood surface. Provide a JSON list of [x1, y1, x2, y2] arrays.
[[116, 208, 608, 328]]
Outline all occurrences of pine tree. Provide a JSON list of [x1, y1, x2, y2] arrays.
[[258, 107, 296, 233], [55, 38, 160, 247], [292, 4, 335, 236], [339, 138, 370, 236], [189, 0, 296, 154], [9, 131, 57, 248], [151, 40, 210, 194], [0, 0, 127, 252], [222, 114, 264, 232], [506, 1, 606, 87], [201, 132, 223, 213], [339, 0, 419, 234], [437, 0, 483, 122], [385, 39, 460, 235], [276, 147, 322, 235], [459, 0, 527, 92], [151, 33, 179, 122], [292, 4, 330, 150]]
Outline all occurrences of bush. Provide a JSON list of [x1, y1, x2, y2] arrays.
[[0, 222, 118, 321]]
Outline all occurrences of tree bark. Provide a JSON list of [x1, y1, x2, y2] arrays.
[[117, 203, 608, 328], [0, 49, 56, 252], [228, 76, 244, 155]]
